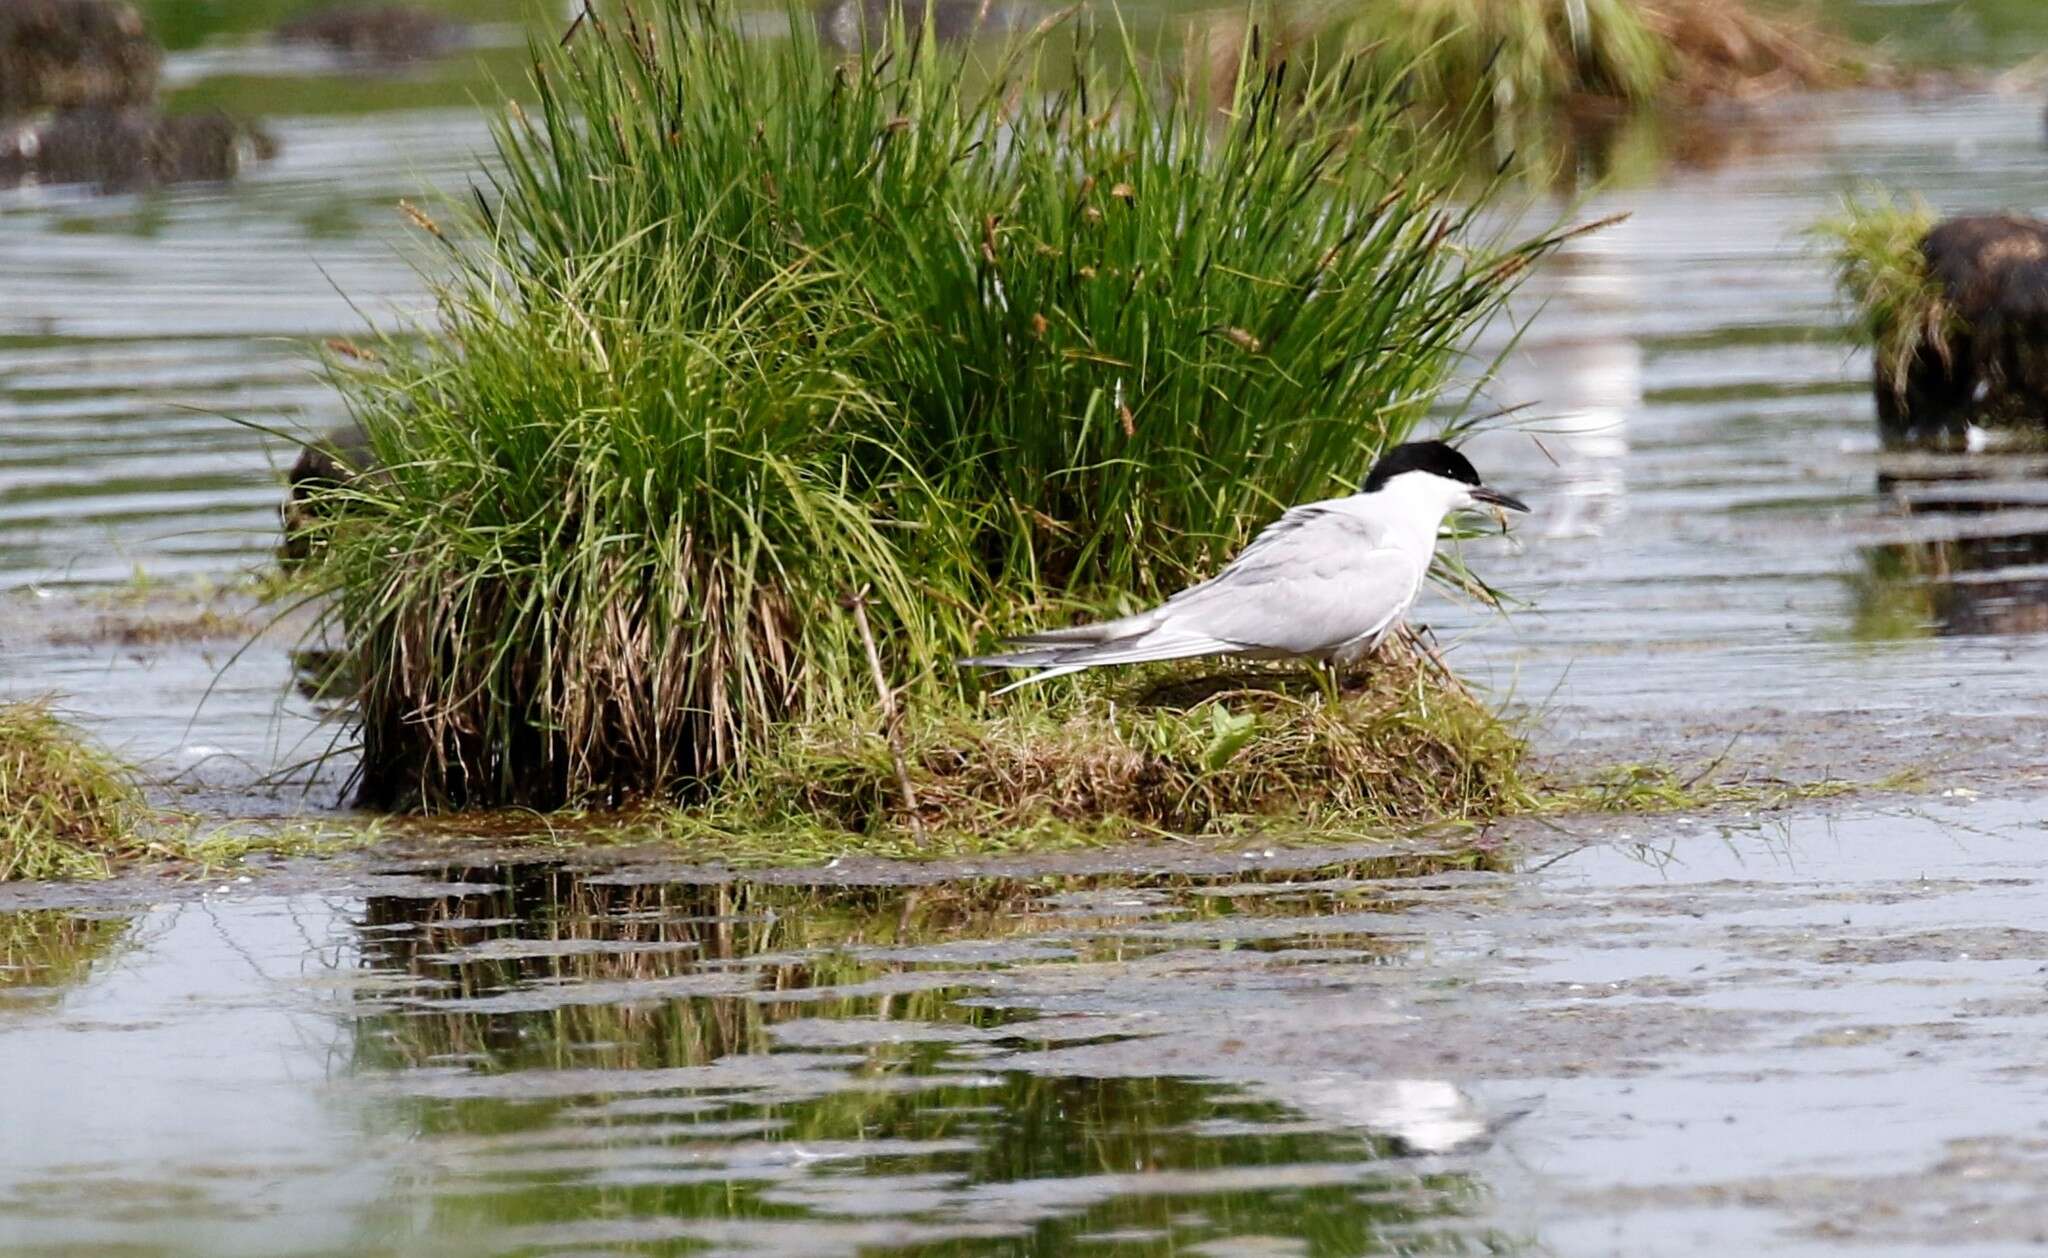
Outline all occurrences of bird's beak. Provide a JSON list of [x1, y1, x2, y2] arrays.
[[1470, 486, 1529, 514]]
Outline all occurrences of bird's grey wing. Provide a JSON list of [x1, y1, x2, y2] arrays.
[[988, 507, 1364, 650], [1158, 507, 1424, 655]]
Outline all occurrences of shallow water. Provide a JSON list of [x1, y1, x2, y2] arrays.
[[1442, 92, 2048, 773], [15, 3, 2048, 1254], [11, 797, 2048, 1254]]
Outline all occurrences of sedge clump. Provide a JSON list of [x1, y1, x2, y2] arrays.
[[296, 1, 1579, 821], [0, 701, 152, 881]]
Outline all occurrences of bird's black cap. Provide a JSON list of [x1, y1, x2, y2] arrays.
[[1361, 440, 1482, 493]]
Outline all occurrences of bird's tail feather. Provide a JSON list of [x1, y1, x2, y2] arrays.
[[1000, 609, 1157, 648], [1002, 624, 1116, 647], [988, 663, 1090, 696], [960, 630, 1232, 687]]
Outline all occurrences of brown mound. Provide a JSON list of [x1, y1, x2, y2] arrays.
[[766, 646, 1529, 840], [275, 4, 464, 64], [0, 0, 160, 113], [1645, 0, 1857, 105], [0, 108, 277, 193]]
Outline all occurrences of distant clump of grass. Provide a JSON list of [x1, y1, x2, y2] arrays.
[[1336, 0, 1854, 109], [0, 701, 151, 881], [1814, 190, 1954, 401], [1341, 0, 1669, 118], [302, 1, 1579, 815], [1201, 0, 1861, 179]]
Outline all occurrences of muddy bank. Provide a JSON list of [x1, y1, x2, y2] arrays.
[[0, 0, 157, 112], [274, 4, 467, 64], [0, 0, 276, 193], [0, 107, 275, 193]]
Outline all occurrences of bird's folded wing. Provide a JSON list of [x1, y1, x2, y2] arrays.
[[1162, 509, 1423, 655]]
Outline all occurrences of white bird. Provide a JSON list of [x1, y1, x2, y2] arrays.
[[961, 440, 1528, 693]]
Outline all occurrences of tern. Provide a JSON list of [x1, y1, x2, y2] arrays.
[[961, 440, 1528, 693]]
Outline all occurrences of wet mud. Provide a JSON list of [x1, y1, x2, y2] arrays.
[[0, 0, 158, 113], [0, 107, 276, 193], [273, 5, 468, 66]]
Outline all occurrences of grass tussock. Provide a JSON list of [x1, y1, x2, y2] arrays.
[[302, 0, 1579, 813], [1332, 0, 1856, 111], [1643, 0, 1856, 104], [1814, 190, 1954, 400], [691, 648, 1532, 844], [1200, 0, 1860, 181], [0, 701, 152, 881], [1335, 0, 1668, 117]]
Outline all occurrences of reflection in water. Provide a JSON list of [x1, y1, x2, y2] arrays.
[[0, 909, 130, 1002], [1854, 528, 2048, 639], [0, 857, 1520, 1255], [1474, 231, 1638, 541], [391, 1071, 1487, 1256], [329, 860, 1508, 1255], [1249, 1076, 1499, 1158], [1854, 461, 2048, 639]]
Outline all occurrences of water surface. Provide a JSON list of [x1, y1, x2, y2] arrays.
[[10, 798, 2048, 1253]]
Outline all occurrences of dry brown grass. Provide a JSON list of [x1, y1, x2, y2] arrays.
[[1647, 0, 1857, 104], [1192, 0, 1863, 121], [746, 646, 1532, 841]]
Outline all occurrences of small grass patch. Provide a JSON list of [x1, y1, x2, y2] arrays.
[[650, 676, 1887, 862], [1546, 760, 1870, 815], [716, 649, 1532, 845], [0, 701, 344, 883], [1814, 189, 1953, 402], [51, 606, 255, 647], [0, 701, 153, 881]]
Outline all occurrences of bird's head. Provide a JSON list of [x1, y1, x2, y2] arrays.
[[1362, 440, 1529, 524]]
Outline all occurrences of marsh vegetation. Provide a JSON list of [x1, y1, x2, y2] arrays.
[[1189, 0, 1865, 184], [1822, 197, 2048, 446], [0, 701, 152, 881], [292, 0, 1582, 832]]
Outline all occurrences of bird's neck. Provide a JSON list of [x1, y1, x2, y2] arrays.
[[1359, 477, 1463, 550]]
